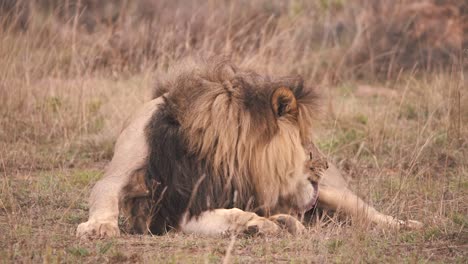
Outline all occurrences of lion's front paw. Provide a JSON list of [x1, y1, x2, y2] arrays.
[[306, 158, 327, 183], [76, 220, 120, 239], [243, 218, 280, 236], [269, 214, 305, 235]]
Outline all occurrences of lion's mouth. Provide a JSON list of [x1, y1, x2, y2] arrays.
[[304, 181, 319, 212]]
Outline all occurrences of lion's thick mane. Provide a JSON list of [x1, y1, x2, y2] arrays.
[[135, 57, 319, 234]]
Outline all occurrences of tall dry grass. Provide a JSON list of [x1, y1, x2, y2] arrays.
[[1, 0, 465, 170]]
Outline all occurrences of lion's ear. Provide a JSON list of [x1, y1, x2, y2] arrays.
[[271, 87, 298, 118]]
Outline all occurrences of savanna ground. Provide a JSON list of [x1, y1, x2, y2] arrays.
[[0, 0, 467, 263]]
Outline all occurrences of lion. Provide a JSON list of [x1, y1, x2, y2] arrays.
[[76, 57, 422, 238]]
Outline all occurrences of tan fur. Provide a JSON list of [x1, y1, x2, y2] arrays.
[[251, 120, 309, 211]]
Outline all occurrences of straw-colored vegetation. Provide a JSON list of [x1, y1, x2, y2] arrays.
[[1, 0, 466, 262]]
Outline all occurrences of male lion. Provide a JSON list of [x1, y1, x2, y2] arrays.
[[77, 58, 422, 238]]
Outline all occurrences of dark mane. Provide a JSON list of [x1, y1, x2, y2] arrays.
[[141, 57, 319, 234]]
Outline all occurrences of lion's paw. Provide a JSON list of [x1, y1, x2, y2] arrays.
[[269, 214, 305, 235], [243, 218, 280, 236], [76, 220, 120, 239]]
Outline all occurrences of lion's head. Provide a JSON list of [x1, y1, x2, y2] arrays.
[[144, 57, 325, 234]]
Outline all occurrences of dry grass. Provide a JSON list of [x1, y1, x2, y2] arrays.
[[1, 0, 467, 263]]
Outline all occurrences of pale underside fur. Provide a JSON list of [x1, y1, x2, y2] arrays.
[[76, 97, 422, 239]]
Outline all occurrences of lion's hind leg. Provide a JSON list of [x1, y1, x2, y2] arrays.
[[318, 184, 423, 229]]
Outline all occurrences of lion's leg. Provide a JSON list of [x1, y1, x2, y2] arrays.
[[318, 184, 422, 229], [180, 208, 285, 236], [77, 98, 164, 239], [318, 185, 395, 226]]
